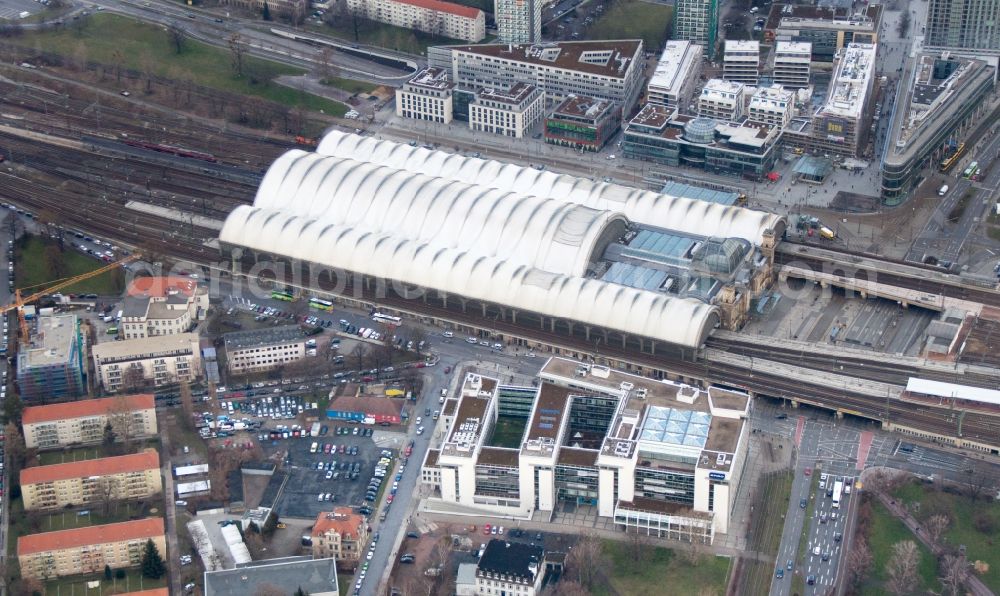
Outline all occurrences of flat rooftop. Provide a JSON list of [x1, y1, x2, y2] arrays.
[[550, 95, 617, 120], [702, 79, 746, 97], [776, 41, 812, 54], [557, 447, 597, 467], [452, 40, 642, 79], [524, 383, 570, 442], [725, 40, 760, 53], [820, 43, 876, 119], [223, 326, 305, 351], [92, 333, 197, 361], [405, 66, 454, 91], [477, 446, 519, 467], [477, 82, 539, 106], [768, 3, 881, 32], [22, 314, 77, 368], [648, 40, 701, 93], [617, 495, 713, 519], [441, 373, 497, 458]]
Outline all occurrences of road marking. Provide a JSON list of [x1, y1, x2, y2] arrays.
[[795, 415, 805, 447], [856, 431, 873, 471]]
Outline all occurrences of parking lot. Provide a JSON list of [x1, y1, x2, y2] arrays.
[[268, 424, 395, 520], [0, 0, 43, 20]]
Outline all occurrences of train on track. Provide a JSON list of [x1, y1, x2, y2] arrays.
[[122, 139, 217, 163]]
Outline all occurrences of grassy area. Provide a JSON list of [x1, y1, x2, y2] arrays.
[[987, 226, 1000, 242], [487, 416, 527, 448], [15, 235, 125, 296], [891, 480, 1000, 592], [37, 445, 103, 466], [309, 20, 463, 56], [45, 567, 167, 595], [859, 500, 938, 594], [35, 501, 156, 532], [338, 573, 353, 596], [947, 191, 973, 222], [18, 13, 346, 115], [597, 539, 730, 596], [584, 0, 673, 51], [166, 412, 209, 458], [319, 76, 378, 96]]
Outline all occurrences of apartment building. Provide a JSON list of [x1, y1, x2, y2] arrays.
[[18, 518, 166, 580], [16, 314, 86, 402], [773, 41, 812, 89], [469, 83, 544, 138], [748, 84, 796, 129], [476, 540, 546, 596], [311, 508, 369, 567], [396, 67, 455, 123], [495, 0, 541, 44], [698, 79, 747, 122], [544, 95, 621, 151], [223, 326, 307, 374], [22, 394, 157, 450], [92, 333, 200, 392], [21, 449, 162, 510], [441, 40, 646, 111], [723, 40, 760, 85], [346, 0, 485, 42], [647, 40, 703, 109], [422, 363, 751, 544], [674, 0, 719, 53], [121, 276, 207, 340]]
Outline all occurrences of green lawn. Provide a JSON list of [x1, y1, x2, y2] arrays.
[[597, 540, 731, 596], [891, 480, 1000, 592], [45, 567, 167, 595], [338, 573, 352, 596], [35, 502, 156, 532], [584, 0, 673, 51], [320, 76, 378, 96], [15, 235, 125, 296], [309, 20, 463, 56], [37, 445, 103, 466], [859, 500, 938, 595], [488, 416, 527, 448], [17, 13, 347, 115]]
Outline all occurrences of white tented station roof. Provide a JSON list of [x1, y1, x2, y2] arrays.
[[905, 378, 1000, 406], [316, 131, 785, 245]]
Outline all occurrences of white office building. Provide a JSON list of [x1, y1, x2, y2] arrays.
[[223, 326, 308, 374], [469, 83, 544, 138], [92, 334, 200, 392], [698, 79, 747, 122], [346, 0, 485, 42], [422, 359, 751, 543], [395, 67, 455, 124], [495, 0, 541, 44], [748, 84, 796, 128], [773, 41, 812, 89], [723, 40, 760, 85], [647, 40, 703, 109]]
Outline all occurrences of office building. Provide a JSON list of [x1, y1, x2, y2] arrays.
[[121, 276, 207, 340], [748, 84, 796, 129], [674, 0, 719, 55], [476, 540, 546, 596], [22, 394, 158, 450], [881, 54, 996, 204], [92, 333, 200, 392], [223, 326, 307, 374], [698, 79, 747, 122], [20, 449, 162, 510], [495, 0, 541, 44], [441, 41, 646, 111], [647, 40, 703, 109], [311, 508, 369, 567], [421, 362, 750, 542], [768, 3, 881, 61], [469, 83, 544, 138], [18, 518, 166, 580], [396, 67, 455, 124], [624, 103, 782, 182], [723, 40, 760, 85], [925, 0, 1000, 52], [16, 314, 85, 402], [810, 42, 877, 157], [544, 95, 621, 152], [773, 41, 812, 88], [204, 557, 339, 596], [346, 0, 485, 42]]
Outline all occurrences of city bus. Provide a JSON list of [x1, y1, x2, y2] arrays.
[[939, 142, 965, 172], [372, 313, 402, 326], [831, 480, 844, 508], [308, 298, 334, 311], [271, 290, 294, 302], [962, 161, 979, 179]]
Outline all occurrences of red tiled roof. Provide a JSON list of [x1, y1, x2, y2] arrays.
[[18, 518, 165, 556], [312, 507, 366, 539], [22, 395, 155, 425], [127, 276, 197, 298], [398, 0, 481, 19], [20, 449, 160, 486]]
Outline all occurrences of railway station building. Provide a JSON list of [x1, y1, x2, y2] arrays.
[[419, 360, 750, 543]]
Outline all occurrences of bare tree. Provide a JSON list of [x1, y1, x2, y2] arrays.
[[179, 381, 195, 432], [963, 464, 996, 502], [351, 344, 369, 371], [565, 532, 606, 592], [4, 422, 27, 476], [539, 580, 591, 596], [886, 540, 920, 596], [318, 46, 337, 81], [167, 22, 186, 54], [111, 49, 125, 84], [846, 536, 873, 589], [107, 394, 138, 450], [923, 514, 950, 545], [229, 33, 247, 78], [624, 530, 650, 567], [121, 364, 148, 393], [97, 475, 122, 516], [938, 553, 967, 596]]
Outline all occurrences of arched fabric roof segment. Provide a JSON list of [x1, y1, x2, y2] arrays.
[[219, 206, 721, 349], [251, 150, 628, 278], [317, 130, 786, 245]]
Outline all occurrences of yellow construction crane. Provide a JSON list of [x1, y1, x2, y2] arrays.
[[3, 254, 141, 344]]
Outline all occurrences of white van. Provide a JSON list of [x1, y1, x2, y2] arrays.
[[938, 184, 949, 196]]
